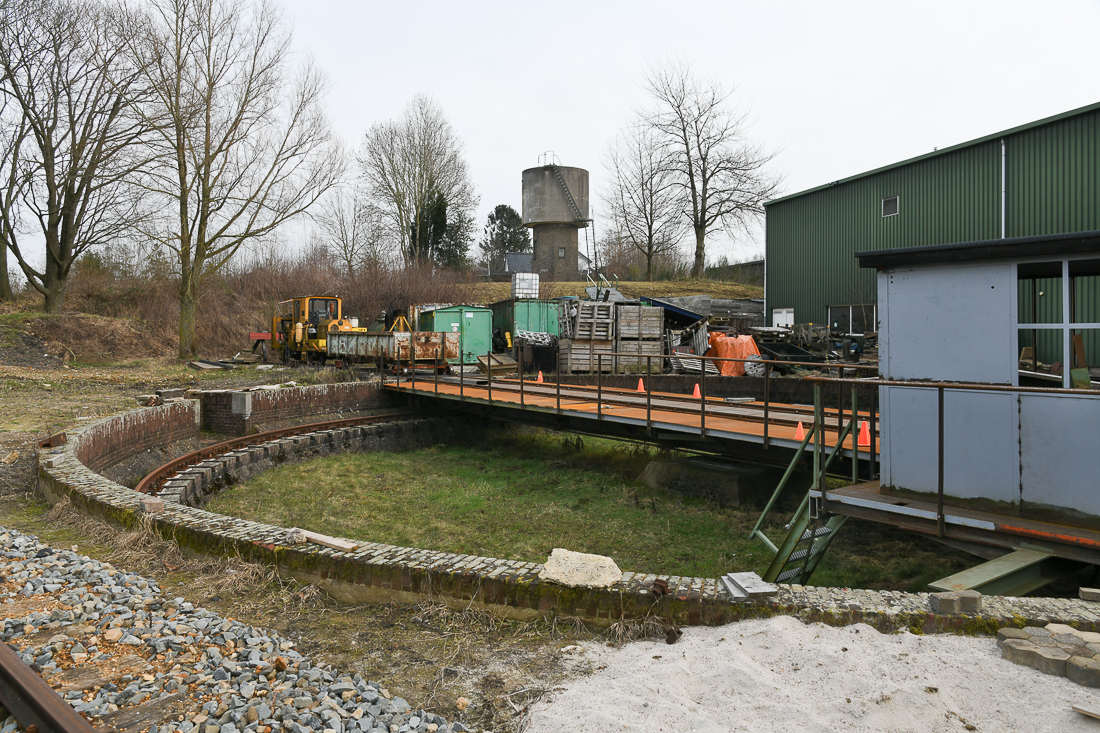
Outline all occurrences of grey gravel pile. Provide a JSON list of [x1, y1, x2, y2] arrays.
[[0, 526, 471, 733]]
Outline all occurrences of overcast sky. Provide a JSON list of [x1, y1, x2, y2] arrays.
[[10, 0, 1098, 275], [278, 0, 1100, 263]]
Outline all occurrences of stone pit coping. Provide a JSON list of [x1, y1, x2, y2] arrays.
[[34, 390, 1100, 634]]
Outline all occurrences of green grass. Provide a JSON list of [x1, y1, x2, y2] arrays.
[[206, 430, 977, 589]]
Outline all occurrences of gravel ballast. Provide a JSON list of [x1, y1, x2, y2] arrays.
[[0, 525, 470, 733]]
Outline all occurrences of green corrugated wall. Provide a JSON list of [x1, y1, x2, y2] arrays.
[[766, 106, 1100, 332]]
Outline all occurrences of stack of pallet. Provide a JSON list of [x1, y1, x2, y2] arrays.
[[614, 304, 664, 372], [558, 302, 615, 373]]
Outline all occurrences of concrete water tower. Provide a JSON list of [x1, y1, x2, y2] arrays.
[[522, 153, 589, 281]]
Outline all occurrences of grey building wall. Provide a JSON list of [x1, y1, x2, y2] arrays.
[[878, 260, 1100, 520]]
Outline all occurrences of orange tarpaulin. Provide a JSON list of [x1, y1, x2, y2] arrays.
[[706, 334, 761, 376]]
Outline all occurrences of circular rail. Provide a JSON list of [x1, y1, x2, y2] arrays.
[[0, 638, 98, 733], [134, 411, 415, 495]]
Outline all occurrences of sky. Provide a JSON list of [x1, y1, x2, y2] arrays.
[[277, 0, 1100, 264]]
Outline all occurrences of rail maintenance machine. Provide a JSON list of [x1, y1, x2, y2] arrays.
[[253, 296, 459, 372]]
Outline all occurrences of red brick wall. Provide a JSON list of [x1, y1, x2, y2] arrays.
[[200, 381, 391, 436], [74, 401, 200, 473]]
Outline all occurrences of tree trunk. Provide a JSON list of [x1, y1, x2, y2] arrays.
[[692, 226, 706, 278], [646, 249, 654, 281], [179, 289, 197, 359], [43, 281, 66, 313], [0, 245, 13, 302]]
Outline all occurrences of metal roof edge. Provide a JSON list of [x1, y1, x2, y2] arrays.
[[764, 100, 1100, 208], [855, 230, 1100, 268]]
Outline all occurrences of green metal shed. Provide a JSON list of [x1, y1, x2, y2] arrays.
[[490, 299, 560, 339], [422, 306, 492, 365]]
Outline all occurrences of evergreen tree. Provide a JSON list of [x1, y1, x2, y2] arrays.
[[478, 204, 529, 271]]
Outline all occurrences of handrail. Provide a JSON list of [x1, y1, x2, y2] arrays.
[[802, 374, 1097, 395]]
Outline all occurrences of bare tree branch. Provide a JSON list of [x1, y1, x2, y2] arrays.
[[0, 0, 152, 310], [359, 94, 478, 264], [642, 59, 780, 278], [316, 185, 396, 276], [603, 122, 686, 281], [121, 0, 344, 357]]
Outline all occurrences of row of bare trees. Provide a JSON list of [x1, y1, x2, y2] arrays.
[[603, 61, 780, 280], [0, 0, 351, 357]]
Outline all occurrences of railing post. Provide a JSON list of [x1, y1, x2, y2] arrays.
[[519, 359, 524, 407], [815, 381, 825, 513], [870, 384, 878, 480], [937, 385, 945, 537], [556, 367, 561, 415], [700, 357, 706, 436], [487, 352, 492, 404], [410, 346, 415, 391], [460, 357, 464, 400], [763, 360, 771, 449], [646, 354, 652, 431], [597, 354, 603, 420], [435, 348, 439, 395], [851, 385, 858, 485]]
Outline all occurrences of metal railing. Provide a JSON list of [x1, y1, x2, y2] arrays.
[[802, 374, 1100, 537]]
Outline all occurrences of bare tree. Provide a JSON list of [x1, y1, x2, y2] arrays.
[[0, 0, 149, 311], [316, 186, 394, 276], [359, 95, 478, 264], [123, 0, 343, 357], [643, 60, 780, 278], [604, 123, 686, 281]]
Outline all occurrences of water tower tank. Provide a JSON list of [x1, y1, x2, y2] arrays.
[[522, 166, 590, 225], [521, 164, 589, 281]]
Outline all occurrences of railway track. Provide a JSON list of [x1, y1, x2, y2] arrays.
[[0, 638, 100, 733], [134, 411, 416, 495]]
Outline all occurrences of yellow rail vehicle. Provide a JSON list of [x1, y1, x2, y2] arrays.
[[270, 296, 363, 364]]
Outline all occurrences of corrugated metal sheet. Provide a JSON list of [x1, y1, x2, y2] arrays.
[[766, 105, 1100, 329], [766, 141, 1000, 326]]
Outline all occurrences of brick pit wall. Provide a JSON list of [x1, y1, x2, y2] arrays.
[[36, 385, 1100, 633], [201, 381, 392, 436]]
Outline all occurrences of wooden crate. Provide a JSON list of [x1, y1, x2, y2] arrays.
[[575, 303, 615, 341], [615, 305, 664, 340], [558, 338, 614, 373], [613, 339, 663, 372]]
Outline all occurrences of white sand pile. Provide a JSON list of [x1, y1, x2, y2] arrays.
[[527, 615, 1100, 733]]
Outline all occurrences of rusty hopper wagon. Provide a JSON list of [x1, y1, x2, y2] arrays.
[[327, 330, 460, 372]]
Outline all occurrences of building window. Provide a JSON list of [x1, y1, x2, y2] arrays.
[[1017, 258, 1100, 389], [882, 196, 899, 217], [558, 247, 565, 259]]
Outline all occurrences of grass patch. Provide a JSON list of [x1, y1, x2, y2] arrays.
[[207, 430, 976, 590]]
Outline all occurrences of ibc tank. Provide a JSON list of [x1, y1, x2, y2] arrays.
[[522, 166, 589, 226]]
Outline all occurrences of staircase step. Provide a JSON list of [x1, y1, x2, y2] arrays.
[[786, 546, 822, 564], [799, 526, 834, 542], [776, 567, 804, 583]]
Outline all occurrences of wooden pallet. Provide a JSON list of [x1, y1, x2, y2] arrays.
[[575, 303, 615, 341], [558, 338, 614, 373], [615, 305, 664, 340], [613, 339, 663, 371]]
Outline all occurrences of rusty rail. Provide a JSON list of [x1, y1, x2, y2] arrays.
[[134, 411, 413, 495], [0, 638, 98, 733]]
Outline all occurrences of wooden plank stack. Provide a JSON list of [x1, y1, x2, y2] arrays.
[[574, 303, 615, 341], [614, 305, 664, 371], [558, 338, 614, 373]]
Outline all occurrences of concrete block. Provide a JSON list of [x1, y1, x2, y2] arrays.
[[1024, 626, 1052, 638], [957, 590, 982, 613], [1081, 588, 1100, 602], [1069, 656, 1100, 688], [139, 496, 164, 514], [42, 453, 66, 468], [1034, 646, 1071, 676], [1076, 631, 1100, 644], [929, 592, 960, 614], [1001, 639, 1040, 668], [1047, 623, 1078, 636], [538, 548, 622, 588], [996, 627, 1030, 647]]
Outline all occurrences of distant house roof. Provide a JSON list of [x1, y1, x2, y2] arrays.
[[505, 252, 533, 272]]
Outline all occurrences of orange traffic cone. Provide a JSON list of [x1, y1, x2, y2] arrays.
[[637, 378, 645, 392], [536, 371, 543, 383], [692, 383, 701, 399], [795, 421, 805, 441], [858, 420, 871, 447]]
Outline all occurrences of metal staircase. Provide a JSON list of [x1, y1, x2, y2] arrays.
[[551, 164, 586, 223], [749, 388, 862, 585]]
